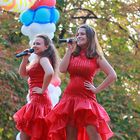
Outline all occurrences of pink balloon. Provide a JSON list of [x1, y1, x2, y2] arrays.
[[31, 0, 56, 10]]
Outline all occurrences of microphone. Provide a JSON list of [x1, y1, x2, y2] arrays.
[[15, 48, 34, 58], [59, 38, 76, 43]]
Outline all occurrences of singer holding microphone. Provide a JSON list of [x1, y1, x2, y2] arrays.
[[13, 34, 59, 140], [46, 24, 117, 140]]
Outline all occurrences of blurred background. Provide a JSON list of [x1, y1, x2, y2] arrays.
[[0, 0, 140, 140]]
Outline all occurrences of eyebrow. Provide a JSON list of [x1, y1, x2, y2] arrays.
[[33, 42, 41, 45]]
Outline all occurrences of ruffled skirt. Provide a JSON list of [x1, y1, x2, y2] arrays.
[[46, 94, 113, 140], [13, 94, 52, 140]]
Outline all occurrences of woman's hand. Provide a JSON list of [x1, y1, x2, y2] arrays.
[[32, 87, 43, 94], [84, 81, 97, 94], [22, 49, 33, 59], [67, 41, 76, 53]]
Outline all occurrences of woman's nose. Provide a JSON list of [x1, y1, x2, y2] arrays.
[[32, 45, 36, 48]]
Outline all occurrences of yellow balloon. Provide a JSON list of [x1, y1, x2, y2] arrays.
[[0, 0, 36, 13]]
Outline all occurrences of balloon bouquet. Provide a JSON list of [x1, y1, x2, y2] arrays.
[[0, 1, 61, 139]]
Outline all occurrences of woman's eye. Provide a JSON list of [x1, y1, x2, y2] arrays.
[[81, 33, 86, 35], [36, 42, 41, 45], [33, 42, 41, 45]]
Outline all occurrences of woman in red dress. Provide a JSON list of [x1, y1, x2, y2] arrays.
[[13, 34, 59, 140], [46, 24, 117, 140]]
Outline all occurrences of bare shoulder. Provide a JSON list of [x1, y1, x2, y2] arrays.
[[39, 57, 54, 73], [39, 57, 50, 64]]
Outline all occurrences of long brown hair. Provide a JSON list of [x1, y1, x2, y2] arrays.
[[35, 34, 59, 72], [73, 24, 103, 59]]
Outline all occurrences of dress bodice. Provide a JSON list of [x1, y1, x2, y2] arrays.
[[27, 63, 45, 90], [64, 51, 99, 100]]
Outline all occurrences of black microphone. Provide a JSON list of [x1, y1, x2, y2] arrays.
[[15, 48, 34, 58], [59, 38, 76, 43]]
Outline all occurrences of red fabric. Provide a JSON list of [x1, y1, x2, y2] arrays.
[[13, 63, 52, 140], [46, 51, 114, 140]]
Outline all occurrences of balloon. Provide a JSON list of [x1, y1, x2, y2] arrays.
[[34, 7, 51, 23], [20, 9, 34, 26], [16, 132, 20, 140], [21, 23, 56, 40], [29, 32, 54, 40], [50, 8, 60, 23], [41, 23, 56, 33], [31, 0, 56, 10], [26, 92, 30, 103], [0, 0, 36, 13], [19, 7, 60, 25], [28, 23, 43, 35], [0, 0, 13, 6], [21, 25, 30, 36], [48, 84, 61, 107]]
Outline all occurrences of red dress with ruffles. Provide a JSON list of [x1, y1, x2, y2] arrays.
[[46, 50, 114, 140], [13, 63, 52, 140]]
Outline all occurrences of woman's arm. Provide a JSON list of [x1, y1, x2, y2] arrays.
[[35, 57, 54, 94], [84, 57, 117, 94], [95, 57, 117, 93], [59, 49, 72, 73], [18, 56, 29, 77], [59, 42, 76, 73]]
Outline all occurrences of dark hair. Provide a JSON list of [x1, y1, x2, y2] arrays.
[[73, 24, 102, 58], [35, 34, 59, 72]]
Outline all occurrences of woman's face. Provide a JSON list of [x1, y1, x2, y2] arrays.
[[32, 37, 47, 55], [76, 28, 88, 48]]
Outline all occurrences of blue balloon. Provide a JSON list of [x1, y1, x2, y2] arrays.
[[50, 8, 60, 23], [19, 9, 34, 26], [34, 7, 51, 23]]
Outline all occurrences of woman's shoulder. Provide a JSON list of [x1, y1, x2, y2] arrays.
[[39, 57, 50, 63]]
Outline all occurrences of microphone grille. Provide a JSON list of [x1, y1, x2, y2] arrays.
[[29, 48, 34, 53]]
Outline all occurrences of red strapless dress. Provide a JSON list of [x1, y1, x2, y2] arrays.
[[13, 63, 52, 140], [46, 51, 114, 140]]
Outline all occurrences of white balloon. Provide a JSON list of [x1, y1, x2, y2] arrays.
[[21, 23, 56, 40], [28, 23, 42, 36], [41, 23, 56, 33], [28, 34, 35, 40], [21, 25, 30, 36], [16, 132, 20, 140], [44, 32, 54, 40], [29, 32, 54, 40], [48, 84, 62, 107]]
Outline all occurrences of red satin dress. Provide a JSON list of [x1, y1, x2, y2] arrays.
[[46, 50, 114, 140], [13, 63, 52, 140]]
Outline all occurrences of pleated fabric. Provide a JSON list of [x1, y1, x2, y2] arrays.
[[13, 63, 53, 140], [46, 50, 114, 140]]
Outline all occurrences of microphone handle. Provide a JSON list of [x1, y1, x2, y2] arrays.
[[15, 51, 28, 58], [59, 38, 74, 43], [59, 39, 68, 43], [15, 49, 34, 58]]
